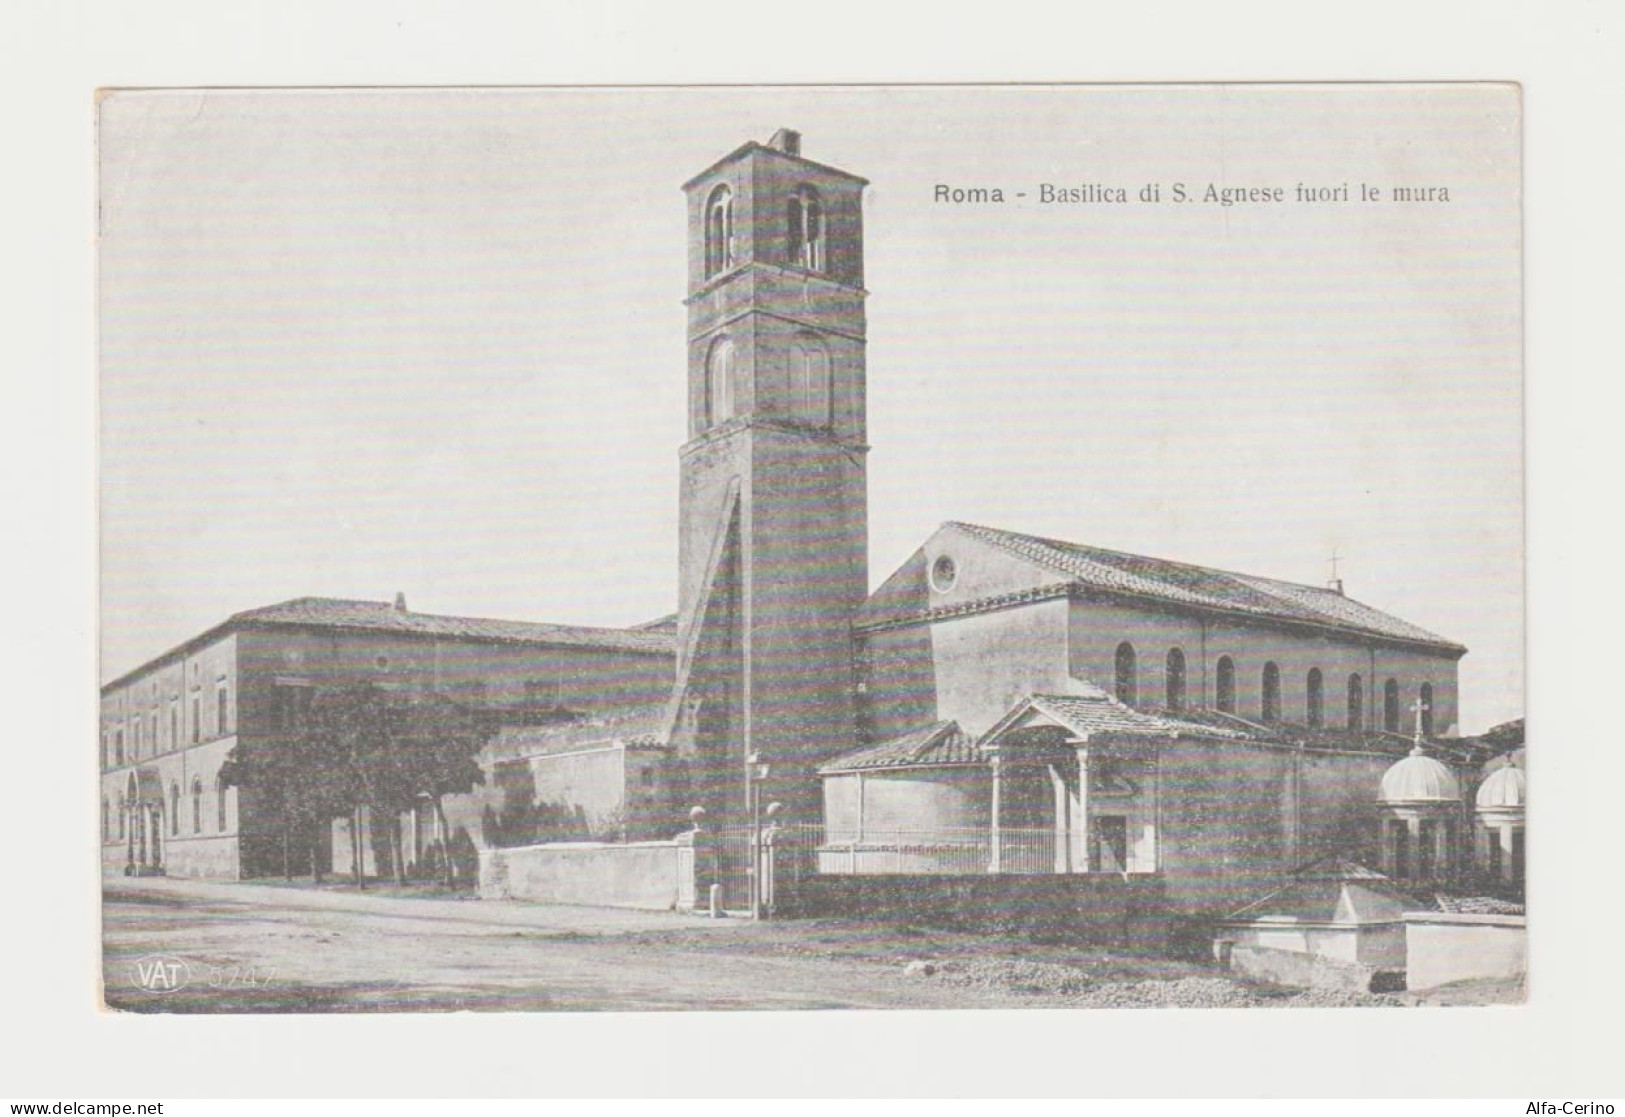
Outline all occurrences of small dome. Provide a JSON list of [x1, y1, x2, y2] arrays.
[[1379, 746, 1461, 804], [1476, 758, 1526, 810]]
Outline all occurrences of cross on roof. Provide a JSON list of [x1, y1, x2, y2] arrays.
[[1410, 695, 1430, 742], [1328, 548, 1343, 581]]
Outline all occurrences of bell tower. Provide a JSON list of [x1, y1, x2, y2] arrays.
[[667, 129, 869, 824]]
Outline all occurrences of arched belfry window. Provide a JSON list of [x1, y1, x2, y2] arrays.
[[1216, 656, 1236, 714], [1419, 683, 1435, 737], [1114, 642, 1138, 706], [1383, 679, 1401, 732], [705, 185, 734, 277], [1262, 662, 1281, 722], [1165, 648, 1187, 710], [789, 336, 832, 428], [169, 781, 180, 836], [1306, 668, 1324, 728], [706, 337, 736, 427], [787, 186, 825, 271], [1347, 673, 1365, 730]]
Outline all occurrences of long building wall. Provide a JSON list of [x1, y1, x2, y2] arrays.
[[1066, 599, 1462, 736]]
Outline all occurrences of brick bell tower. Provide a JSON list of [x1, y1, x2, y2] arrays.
[[665, 128, 870, 826]]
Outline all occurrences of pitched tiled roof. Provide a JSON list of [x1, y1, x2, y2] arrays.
[[1025, 694, 1255, 741], [818, 721, 978, 773], [1134, 707, 1422, 756], [872, 522, 1462, 652], [235, 597, 676, 655]]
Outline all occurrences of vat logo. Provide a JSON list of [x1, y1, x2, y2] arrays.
[[130, 953, 192, 994]]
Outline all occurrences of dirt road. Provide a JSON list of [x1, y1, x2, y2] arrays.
[[103, 877, 1034, 1012], [103, 877, 1508, 1012]]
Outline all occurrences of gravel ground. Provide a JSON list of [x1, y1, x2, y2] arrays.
[[926, 958, 1403, 1008]]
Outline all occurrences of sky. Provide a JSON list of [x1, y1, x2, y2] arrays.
[[97, 85, 1522, 732]]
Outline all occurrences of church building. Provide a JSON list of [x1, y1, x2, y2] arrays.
[[102, 129, 1521, 917]]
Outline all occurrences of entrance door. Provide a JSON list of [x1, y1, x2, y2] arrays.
[[1091, 816, 1128, 873]]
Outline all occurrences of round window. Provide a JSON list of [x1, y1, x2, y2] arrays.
[[930, 555, 958, 593]]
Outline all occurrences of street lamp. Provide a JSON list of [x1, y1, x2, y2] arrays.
[[747, 752, 770, 920]]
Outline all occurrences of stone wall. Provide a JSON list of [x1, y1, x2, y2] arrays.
[[478, 839, 690, 911], [1403, 911, 1527, 990], [774, 872, 1168, 948]]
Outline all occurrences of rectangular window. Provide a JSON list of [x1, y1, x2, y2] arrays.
[[115, 729, 124, 766], [191, 695, 200, 743], [216, 684, 229, 735], [150, 712, 159, 752], [170, 703, 179, 749]]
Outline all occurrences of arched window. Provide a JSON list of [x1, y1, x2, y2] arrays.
[[1383, 678, 1400, 732], [1419, 683, 1435, 737], [117, 800, 125, 840], [706, 337, 736, 427], [1261, 662, 1281, 722], [169, 781, 180, 836], [115, 729, 124, 766], [1114, 642, 1138, 706], [1165, 648, 1187, 710], [789, 337, 832, 427], [787, 186, 825, 271], [704, 185, 734, 277], [191, 777, 203, 835], [1215, 656, 1236, 713], [102, 798, 109, 842], [216, 774, 229, 832], [1306, 668, 1324, 728], [1347, 673, 1365, 730]]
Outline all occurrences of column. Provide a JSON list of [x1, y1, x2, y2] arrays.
[[988, 753, 1002, 874], [1072, 745, 1091, 872], [1048, 763, 1070, 873], [1499, 823, 1515, 882]]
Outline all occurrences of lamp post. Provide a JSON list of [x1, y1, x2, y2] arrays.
[[746, 752, 770, 920]]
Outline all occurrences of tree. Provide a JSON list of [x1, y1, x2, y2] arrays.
[[226, 684, 489, 888], [219, 696, 357, 882]]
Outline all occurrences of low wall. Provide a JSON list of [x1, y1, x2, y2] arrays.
[[1404, 911, 1527, 991], [160, 835, 240, 879], [100, 836, 239, 879], [1223, 942, 1391, 994], [479, 839, 688, 911], [1218, 921, 1407, 969], [776, 872, 1168, 949]]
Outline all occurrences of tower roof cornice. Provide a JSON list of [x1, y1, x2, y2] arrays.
[[680, 141, 870, 191]]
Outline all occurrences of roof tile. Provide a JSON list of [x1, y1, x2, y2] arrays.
[[867, 523, 1463, 652]]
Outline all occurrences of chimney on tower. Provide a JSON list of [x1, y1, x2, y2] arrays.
[[768, 128, 801, 156], [1327, 578, 1344, 597], [393, 591, 408, 613]]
